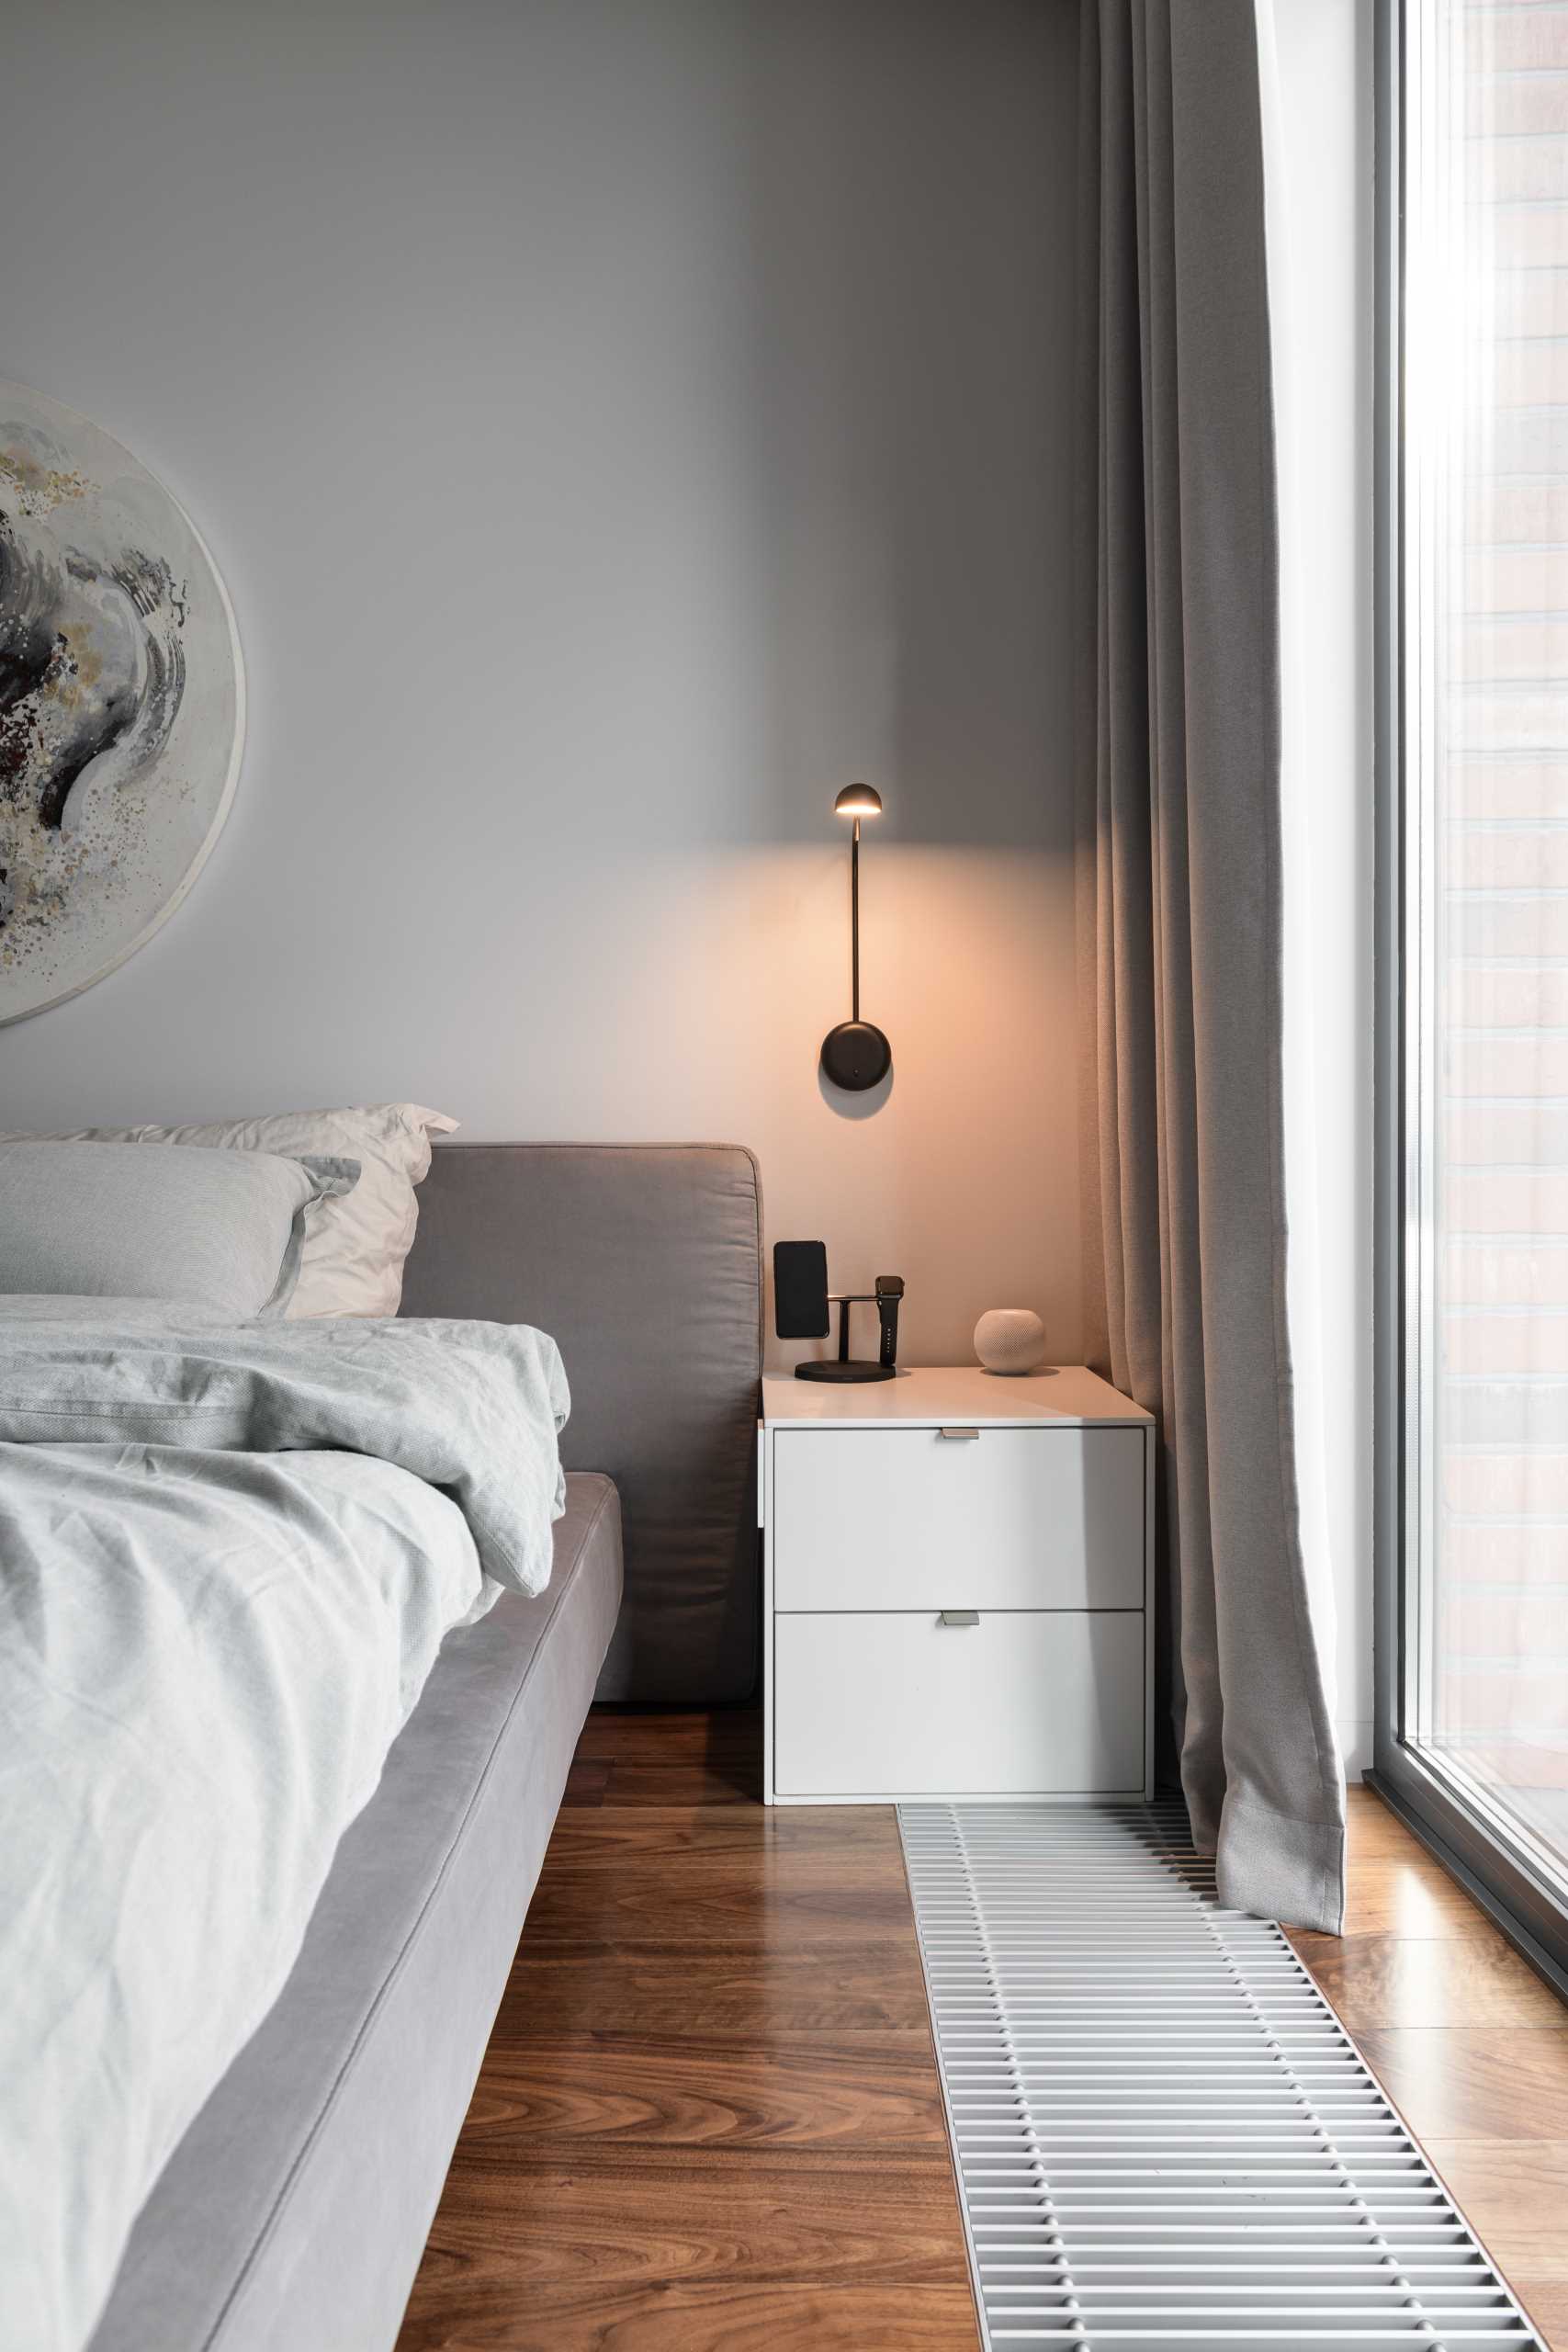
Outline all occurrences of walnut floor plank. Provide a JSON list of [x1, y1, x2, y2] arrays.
[[540, 1803, 898, 1865], [518, 1869, 922, 1947], [398, 2278, 978, 2351], [572, 1709, 761, 1766], [1289, 1924, 1568, 2028], [1343, 1782, 1430, 1858], [559, 1758, 609, 1807], [405, 2151, 973, 2349], [1336, 1855, 1524, 1940], [423, 2144, 967, 2283], [601, 1761, 764, 1806], [457, 2030, 951, 2148], [1419, 2141, 1568, 2280], [1517, 2284, 1568, 2352], [1352, 2026, 1568, 2141], [490, 1942, 935, 2035]]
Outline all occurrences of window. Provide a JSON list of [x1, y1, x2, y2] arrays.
[[1383, 0, 1568, 1976]]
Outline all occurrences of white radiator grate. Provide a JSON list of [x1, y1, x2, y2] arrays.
[[898, 1802, 1541, 2349]]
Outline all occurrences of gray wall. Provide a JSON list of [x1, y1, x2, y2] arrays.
[[1, 0, 1081, 1368]]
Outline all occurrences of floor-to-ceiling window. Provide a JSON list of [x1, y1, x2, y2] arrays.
[[1382, 0, 1568, 1978]]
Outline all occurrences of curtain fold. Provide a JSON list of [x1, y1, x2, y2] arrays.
[[1076, 0, 1345, 1932]]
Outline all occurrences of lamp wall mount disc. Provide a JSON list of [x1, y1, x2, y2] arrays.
[[820, 1017, 892, 1091]]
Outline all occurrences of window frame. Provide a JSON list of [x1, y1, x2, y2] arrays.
[[1371, 0, 1568, 1999]]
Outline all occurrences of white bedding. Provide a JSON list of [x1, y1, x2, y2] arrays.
[[0, 1316, 568, 2352]]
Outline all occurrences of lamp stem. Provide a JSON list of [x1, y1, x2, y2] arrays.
[[851, 815, 861, 1022]]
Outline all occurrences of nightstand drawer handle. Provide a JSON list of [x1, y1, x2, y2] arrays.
[[937, 1426, 980, 1441], [939, 1609, 980, 1627]]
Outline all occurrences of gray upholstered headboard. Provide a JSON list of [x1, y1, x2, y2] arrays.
[[400, 1143, 762, 1703]]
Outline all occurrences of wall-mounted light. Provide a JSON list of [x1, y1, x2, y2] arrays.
[[819, 783, 892, 1091]]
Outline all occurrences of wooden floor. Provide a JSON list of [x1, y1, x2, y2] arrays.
[[1290, 1786, 1568, 2352], [398, 1719, 1568, 2351]]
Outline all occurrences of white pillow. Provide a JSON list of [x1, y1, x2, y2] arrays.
[[1, 1107, 457, 1318], [0, 1141, 356, 1317]]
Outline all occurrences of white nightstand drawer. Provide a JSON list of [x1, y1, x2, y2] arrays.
[[772, 1426, 1145, 1611], [773, 1610, 1145, 1796]]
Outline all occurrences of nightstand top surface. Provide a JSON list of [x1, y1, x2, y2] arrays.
[[761, 1363, 1150, 1428]]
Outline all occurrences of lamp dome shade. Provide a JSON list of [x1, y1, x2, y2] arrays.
[[833, 783, 883, 819]]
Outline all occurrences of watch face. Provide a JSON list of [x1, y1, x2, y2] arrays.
[[820, 1019, 892, 1092]]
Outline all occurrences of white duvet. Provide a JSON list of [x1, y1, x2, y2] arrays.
[[0, 1315, 569, 2352]]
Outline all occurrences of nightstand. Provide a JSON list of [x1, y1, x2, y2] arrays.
[[760, 1365, 1155, 1804]]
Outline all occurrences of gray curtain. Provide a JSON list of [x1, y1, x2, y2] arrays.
[[1076, 0, 1345, 1932]]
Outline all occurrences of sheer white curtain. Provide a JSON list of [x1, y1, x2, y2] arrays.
[[1255, 0, 1372, 1785]]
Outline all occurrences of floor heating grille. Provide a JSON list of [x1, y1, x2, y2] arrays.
[[898, 1802, 1540, 2349]]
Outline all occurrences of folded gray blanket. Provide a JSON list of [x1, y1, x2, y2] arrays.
[[0, 1313, 570, 1595]]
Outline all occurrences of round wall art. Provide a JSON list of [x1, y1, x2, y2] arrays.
[[0, 382, 243, 1024]]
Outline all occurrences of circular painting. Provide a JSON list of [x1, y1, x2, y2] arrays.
[[0, 382, 243, 1024]]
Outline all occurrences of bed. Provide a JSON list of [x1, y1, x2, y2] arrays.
[[14, 1141, 761, 2352]]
